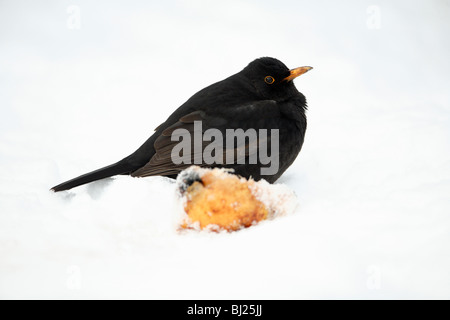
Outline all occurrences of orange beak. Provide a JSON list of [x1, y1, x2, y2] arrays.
[[283, 66, 313, 82]]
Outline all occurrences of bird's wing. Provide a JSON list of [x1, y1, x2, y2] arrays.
[[131, 100, 279, 177]]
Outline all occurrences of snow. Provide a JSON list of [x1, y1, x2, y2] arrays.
[[248, 176, 298, 219], [1, 0, 450, 299]]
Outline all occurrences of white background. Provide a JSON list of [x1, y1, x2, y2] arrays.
[[1, 0, 449, 299]]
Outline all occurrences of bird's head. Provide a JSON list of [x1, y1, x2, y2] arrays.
[[241, 57, 312, 101]]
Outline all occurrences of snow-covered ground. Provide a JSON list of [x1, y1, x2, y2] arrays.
[[1, 0, 449, 299]]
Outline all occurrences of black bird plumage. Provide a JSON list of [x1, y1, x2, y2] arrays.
[[51, 57, 312, 192]]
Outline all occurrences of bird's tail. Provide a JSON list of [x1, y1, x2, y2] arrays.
[[51, 160, 135, 192]]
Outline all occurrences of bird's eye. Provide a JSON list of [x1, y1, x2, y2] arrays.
[[264, 76, 275, 84]]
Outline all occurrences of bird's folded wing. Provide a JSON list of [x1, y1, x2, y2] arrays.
[[131, 100, 279, 177]]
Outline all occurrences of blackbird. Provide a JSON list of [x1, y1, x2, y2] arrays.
[[51, 57, 312, 192]]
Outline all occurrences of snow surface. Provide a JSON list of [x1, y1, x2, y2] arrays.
[[1, 0, 450, 299]]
